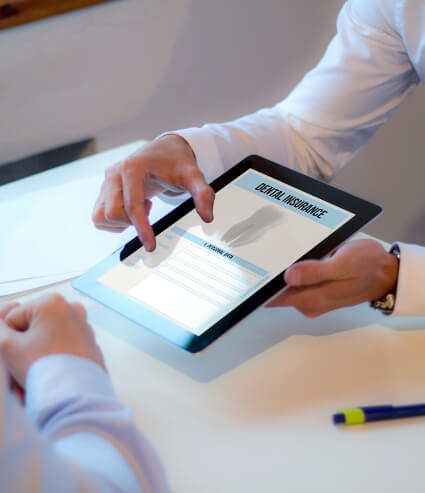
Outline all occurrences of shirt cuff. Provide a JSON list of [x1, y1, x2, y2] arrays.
[[392, 242, 425, 317], [25, 354, 115, 426], [161, 128, 224, 184]]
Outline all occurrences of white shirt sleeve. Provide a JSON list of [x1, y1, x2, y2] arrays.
[[393, 243, 425, 317], [174, 0, 418, 183], [169, 0, 425, 316], [0, 355, 169, 493]]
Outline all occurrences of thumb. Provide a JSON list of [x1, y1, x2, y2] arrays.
[[5, 303, 31, 332], [284, 256, 348, 287]]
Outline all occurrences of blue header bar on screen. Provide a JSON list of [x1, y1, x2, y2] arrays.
[[234, 171, 351, 229]]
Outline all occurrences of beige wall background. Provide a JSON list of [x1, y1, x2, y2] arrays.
[[2, 0, 425, 244]]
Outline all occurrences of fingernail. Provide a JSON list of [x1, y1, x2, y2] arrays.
[[203, 210, 213, 222], [286, 269, 300, 286]]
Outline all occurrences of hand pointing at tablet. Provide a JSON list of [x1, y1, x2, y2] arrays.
[[92, 134, 215, 251], [92, 136, 397, 319]]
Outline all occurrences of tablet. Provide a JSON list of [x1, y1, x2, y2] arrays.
[[73, 155, 381, 353]]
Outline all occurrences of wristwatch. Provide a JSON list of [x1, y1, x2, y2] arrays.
[[369, 243, 401, 315]]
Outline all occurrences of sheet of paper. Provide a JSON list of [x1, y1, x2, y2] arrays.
[[0, 174, 135, 282], [0, 272, 83, 297], [0, 172, 175, 292]]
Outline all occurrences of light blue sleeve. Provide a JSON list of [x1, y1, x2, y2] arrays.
[[0, 356, 169, 493]]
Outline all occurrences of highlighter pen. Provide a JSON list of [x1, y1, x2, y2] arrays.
[[333, 403, 425, 426]]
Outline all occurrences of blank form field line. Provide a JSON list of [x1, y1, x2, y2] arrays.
[[186, 245, 263, 284], [169, 257, 247, 295], [158, 266, 229, 306], [166, 259, 244, 296], [178, 252, 252, 291]]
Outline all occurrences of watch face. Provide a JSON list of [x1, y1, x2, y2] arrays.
[[390, 243, 401, 259], [370, 293, 395, 315]]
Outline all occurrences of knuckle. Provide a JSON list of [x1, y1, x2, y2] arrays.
[[124, 200, 137, 216], [104, 166, 118, 181], [120, 158, 138, 176], [49, 292, 66, 304], [124, 199, 142, 218], [42, 293, 67, 311]]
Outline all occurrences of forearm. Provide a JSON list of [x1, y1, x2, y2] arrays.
[[175, 0, 418, 183], [0, 356, 167, 493], [175, 106, 336, 184]]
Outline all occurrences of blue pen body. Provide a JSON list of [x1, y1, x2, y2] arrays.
[[363, 404, 425, 422], [333, 403, 425, 425]]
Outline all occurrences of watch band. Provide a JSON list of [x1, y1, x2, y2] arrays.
[[369, 243, 400, 315]]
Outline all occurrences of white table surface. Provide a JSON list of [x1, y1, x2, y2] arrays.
[[3, 143, 425, 492]]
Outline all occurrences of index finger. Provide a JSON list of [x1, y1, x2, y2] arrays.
[[120, 159, 155, 251]]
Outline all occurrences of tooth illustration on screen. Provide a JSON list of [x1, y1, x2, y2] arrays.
[[221, 205, 285, 248]]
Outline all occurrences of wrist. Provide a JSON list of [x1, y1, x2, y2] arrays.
[[154, 133, 198, 203], [370, 243, 400, 315], [26, 354, 112, 423], [156, 133, 197, 162], [382, 247, 400, 294]]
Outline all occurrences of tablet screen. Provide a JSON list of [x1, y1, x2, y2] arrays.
[[97, 168, 353, 338]]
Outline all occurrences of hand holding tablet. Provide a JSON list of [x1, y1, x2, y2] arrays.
[[269, 238, 399, 317], [78, 155, 381, 352]]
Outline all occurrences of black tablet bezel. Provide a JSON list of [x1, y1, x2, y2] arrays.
[[73, 155, 381, 353]]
